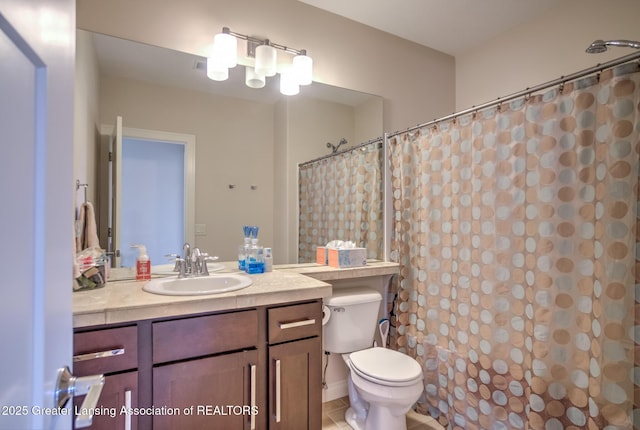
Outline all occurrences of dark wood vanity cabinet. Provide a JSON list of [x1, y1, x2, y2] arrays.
[[153, 349, 260, 430], [151, 309, 264, 430], [73, 325, 139, 430], [73, 299, 322, 430], [267, 302, 323, 430]]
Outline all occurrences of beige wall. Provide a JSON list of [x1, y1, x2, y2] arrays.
[[456, 0, 640, 110], [76, 0, 456, 133], [355, 98, 384, 145]]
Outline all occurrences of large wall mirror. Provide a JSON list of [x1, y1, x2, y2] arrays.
[[75, 29, 383, 269]]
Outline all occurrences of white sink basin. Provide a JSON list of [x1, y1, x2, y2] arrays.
[[143, 273, 253, 296]]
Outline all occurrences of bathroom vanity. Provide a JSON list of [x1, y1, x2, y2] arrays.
[[72, 261, 398, 429]]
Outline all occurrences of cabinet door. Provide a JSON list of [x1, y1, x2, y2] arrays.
[[153, 349, 260, 430], [269, 337, 322, 430], [73, 371, 138, 430]]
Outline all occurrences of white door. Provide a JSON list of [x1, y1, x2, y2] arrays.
[[100, 122, 196, 268], [109, 116, 123, 267], [0, 1, 74, 429]]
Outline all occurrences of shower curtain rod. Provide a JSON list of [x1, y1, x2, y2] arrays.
[[298, 136, 384, 167], [387, 50, 640, 139]]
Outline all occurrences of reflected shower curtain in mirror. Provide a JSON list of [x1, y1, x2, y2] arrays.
[[389, 65, 640, 429], [298, 141, 383, 263]]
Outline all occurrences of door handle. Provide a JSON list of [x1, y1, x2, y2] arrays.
[[124, 390, 132, 430], [55, 366, 105, 428], [275, 359, 281, 423], [250, 364, 256, 430]]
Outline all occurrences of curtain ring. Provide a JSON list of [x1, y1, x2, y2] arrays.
[[559, 81, 565, 94]]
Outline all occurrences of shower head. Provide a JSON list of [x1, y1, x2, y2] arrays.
[[586, 39, 640, 54]]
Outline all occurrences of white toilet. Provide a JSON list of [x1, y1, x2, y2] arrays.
[[323, 287, 424, 430]]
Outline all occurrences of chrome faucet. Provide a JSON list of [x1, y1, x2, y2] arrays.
[[191, 247, 201, 274], [167, 243, 217, 278]]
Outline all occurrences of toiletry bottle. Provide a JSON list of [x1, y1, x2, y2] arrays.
[[246, 242, 264, 274], [238, 226, 251, 270], [132, 244, 151, 281], [246, 226, 265, 274], [264, 247, 273, 272]]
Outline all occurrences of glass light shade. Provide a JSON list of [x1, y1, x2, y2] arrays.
[[245, 66, 266, 89], [207, 56, 228, 81], [214, 32, 237, 68], [279, 67, 299, 96], [293, 54, 313, 85], [255, 44, 277, 77]]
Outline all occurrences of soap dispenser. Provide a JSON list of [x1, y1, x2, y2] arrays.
[[132, 244, 151, 281]]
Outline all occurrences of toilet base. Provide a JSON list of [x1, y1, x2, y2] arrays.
[[364, 404, 408, 430], [345, 405, 409, 430], [345, 406, 365, 430]]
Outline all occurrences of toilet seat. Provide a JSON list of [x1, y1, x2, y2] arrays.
[[348, 347, 422, 387]]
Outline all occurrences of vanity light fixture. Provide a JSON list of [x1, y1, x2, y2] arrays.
[[213, 29, 238, 68], [255, 40, 277, 77], [279, 65, 299, 96], [207, 27, 313, 95], [245, 66, 266, 89]]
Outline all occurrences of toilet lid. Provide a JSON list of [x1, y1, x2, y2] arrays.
[[349, 347, 422, 385]]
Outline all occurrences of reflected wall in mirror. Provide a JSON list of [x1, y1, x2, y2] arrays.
[[75, 29, 383, 267]]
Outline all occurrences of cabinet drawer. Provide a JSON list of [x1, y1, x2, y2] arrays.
[[73, 325, 138, 375], [268, 301, 322, 344], [153, 310, 258, 363]]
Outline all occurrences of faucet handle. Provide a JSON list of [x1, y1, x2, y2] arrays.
[[200, 254, 220, 276], [165, 253, 182, 272], [173, 257, 186, 278]]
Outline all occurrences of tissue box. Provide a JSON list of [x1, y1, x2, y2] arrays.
[[328, 247, 367, 268], [316, 246, 328, 265]]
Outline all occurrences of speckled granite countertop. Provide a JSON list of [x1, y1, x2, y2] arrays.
[[72, 261, 398, 328]]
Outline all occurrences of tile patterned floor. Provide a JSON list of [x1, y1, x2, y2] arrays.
[[322, 397, 445, 430]]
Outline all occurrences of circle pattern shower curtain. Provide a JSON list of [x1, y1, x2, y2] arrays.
[[298, 142, 384, 263], [389, 64, 640, 429]]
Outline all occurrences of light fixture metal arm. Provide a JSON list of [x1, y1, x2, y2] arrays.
[[222, 27, 307, 56]]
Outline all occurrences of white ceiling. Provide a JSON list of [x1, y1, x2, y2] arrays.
[[298, 0, 559, 56]]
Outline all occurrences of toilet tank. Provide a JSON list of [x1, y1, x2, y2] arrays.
[[323, 287, 382, 353]]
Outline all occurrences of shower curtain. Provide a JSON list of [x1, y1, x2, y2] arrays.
[[389, 64, 640, 429], [298, 140, 383, 263]]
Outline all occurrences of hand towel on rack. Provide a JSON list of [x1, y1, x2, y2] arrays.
[[72, 223, 81, 279], [75, 201, 101, 252]]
